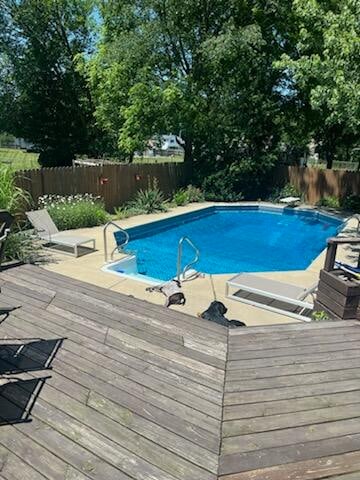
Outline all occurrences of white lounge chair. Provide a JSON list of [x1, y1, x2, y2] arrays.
[[226, 273, 317, 322], [26, 209, 96, 257]]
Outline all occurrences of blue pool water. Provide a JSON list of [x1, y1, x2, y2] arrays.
[[114, 207, 342, 282]]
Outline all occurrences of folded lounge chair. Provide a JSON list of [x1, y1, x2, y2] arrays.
[[26, 209, 96, 257], [335, 261, 360, 280], [226, 273, 317, 322]]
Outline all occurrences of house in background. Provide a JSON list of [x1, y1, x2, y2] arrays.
[[143, 134, 184, 157], [0, 134, 34, 151]]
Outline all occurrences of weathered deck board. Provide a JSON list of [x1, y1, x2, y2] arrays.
[[220, 317, 360, 480], [0, 265, 225, 480], [1, 264, 360, 479]]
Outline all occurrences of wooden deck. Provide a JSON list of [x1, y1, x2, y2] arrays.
[[0, 265, 359, 479]]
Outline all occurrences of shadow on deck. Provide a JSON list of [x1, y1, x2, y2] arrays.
[[0, 264, 359, 480]]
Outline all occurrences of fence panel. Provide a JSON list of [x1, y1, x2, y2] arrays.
[[15, 163, 188, 211], [286, 166, 360, 204]]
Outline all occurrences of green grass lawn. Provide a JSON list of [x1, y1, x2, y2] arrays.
[[133, 155, 184, 164], [0, 148, 39, 171], [0, 149, 183, 169]]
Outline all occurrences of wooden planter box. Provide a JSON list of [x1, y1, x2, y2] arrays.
[[315, 269, 360, 320]]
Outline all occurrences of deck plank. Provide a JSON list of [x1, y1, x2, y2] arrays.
[[19, 265, 226, 337], [221, 312, 360, 479], [1, 298, 224, 392], [222, 418, 360, 455], [0, 450, 48, 480], [225, 368, 360, 392], [226, 357, 360, 381], [2, 264, 360, 480], [223, 403, 360, 437], [0, 265, 226, 480], [219, 434, 360, 476], [219, 451, 360, 480], [223, 390, 360, 421]]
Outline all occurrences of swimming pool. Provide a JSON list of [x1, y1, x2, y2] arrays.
[[104, 206, 343, 283]]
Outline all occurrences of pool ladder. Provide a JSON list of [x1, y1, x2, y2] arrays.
[[103, 221, 129, 263], [177, 236, 200, 282]]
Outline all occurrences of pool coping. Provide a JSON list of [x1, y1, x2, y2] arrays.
[[102, 202, 346, 285]]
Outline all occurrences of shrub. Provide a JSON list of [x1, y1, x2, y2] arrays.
[[114, 205, 146, 219], [341, 194, 360, 213], [114, 179, 169, 218], [38, 193, 109, 230], [317, 196, 340, 209], [3, 230, 40, 263], [202, 170, 244, 201], [172, 185, 204, 206], [268, 183, 302, 202], [173, 189, 188, 206], [0, 165, 31, 214], [228, 156, 276, 200], [184, 185, 204, 203], [129, 179, 168, 214], [201, 155, 276, 202]]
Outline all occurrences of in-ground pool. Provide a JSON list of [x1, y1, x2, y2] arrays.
[[105, 206, 343, 283]]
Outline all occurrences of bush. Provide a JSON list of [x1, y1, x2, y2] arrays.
[[172, 185, 205, 206], [341, 194, 360, 213], [114, 179, 168, 218], [173, 189, 188, 206], [38, 194, 109, 230], [129, 179, 168, 214], [0, 165, 31, 214], [114, 205, 146, 219], [317, 196, 340, 209], [201, 155, 276, 202], [268, 183, 302, 202], [202, 170, 244, 201], [3, 230, 40, 263], [184, 185, 204, 203]]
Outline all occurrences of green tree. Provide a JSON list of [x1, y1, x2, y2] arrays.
[[277, 0, 360, 168], [0, 0, 99, 166], [88, 0, 288, 178]]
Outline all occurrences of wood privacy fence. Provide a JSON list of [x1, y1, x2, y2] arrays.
[[14, 163, 359, 210], [15, 163, 188, 211], [277, 166, 360, 204]]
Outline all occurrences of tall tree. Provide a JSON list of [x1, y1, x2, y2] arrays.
[[277, 0, 360, 168], [0, 0, 98, 166], [88, 0, 289, 177]]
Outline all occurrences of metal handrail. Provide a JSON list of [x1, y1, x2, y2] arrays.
[[177, 236, 200, 282], [103, 221, 129, 263]]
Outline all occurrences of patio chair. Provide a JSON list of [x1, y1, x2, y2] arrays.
[[0, 210, 14, 269], [226, 273, 317, 322], [26, 209, 96, 257]]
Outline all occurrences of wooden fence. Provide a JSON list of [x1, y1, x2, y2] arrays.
[[15, 162, 359, 210], [15, 163, 188, 211], [276, 166, 360, 205]]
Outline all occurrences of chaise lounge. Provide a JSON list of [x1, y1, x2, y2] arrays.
[[26, 209, 96, 257], [226, 273, 317, 322]]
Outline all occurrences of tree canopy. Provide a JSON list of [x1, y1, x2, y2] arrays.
[[0, 0, 100, 166], [88, 1, 289, 170], [0, 0, 359, 178], [277, 0, 360, 168]]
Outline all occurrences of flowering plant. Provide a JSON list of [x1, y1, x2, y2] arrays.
[[38, 193, 109, 230]]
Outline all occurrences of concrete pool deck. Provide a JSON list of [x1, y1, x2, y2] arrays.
[[40, 202, 358, 326]]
